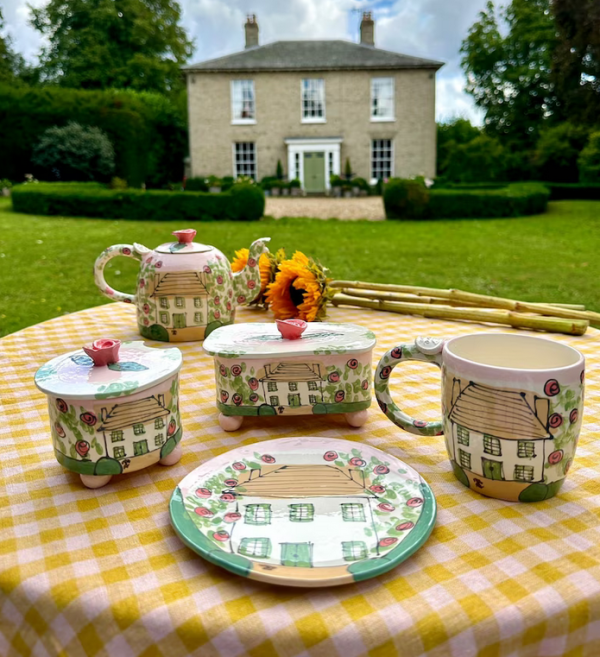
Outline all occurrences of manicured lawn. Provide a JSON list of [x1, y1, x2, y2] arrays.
[[1, 196, 599, 337]]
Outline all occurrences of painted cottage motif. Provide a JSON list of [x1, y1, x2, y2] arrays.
[[447, 380, 553, 485], [259, 363, 325, 411]]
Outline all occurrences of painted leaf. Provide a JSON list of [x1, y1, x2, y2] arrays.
[[71, 354, 94, 366], [107, 362, 149, 372]]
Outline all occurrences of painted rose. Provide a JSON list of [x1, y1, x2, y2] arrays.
[[145, 256, 152, 264], [220, 493, 236, 502], [323, 451, 338, 461], [370, 485, 385, 493], [544, 379, 561, 397], [224, 479, 238, 487], [349, 457, 366, 467], [231, 365, 242, 377], [347, 359, 358, 369], [220, 364, 228, 377], [194, 507, 213, 517], [328, 371, 340, 383], [214, 310, 221, 320], [333, 390, 345, 403], [123, 298, 132, 303], [80, 412, 97, 426], [548, 449, 564, 465], [391, 347, 402, 359], [143, 304, 150, 314], [247, 280, 256, 290], [396, 521, 415, 531], [227, 302, 232, 311], [143, 318, 149, 326], [232, 393, 242, 406], [105, 287, 114, 296], [155, 261, 162, 269], [213, 531, 230, 542], [195, 488, 211, 498], [139, 279, 145, 288], [224, 512, 242, 523], [564, 458, 573, 475], [248, 378, 259, 391], [203, 265, 211, 274], [248, 257, 257, 267], [54, 422, 66, 438], [549, 413, 563, 429], [249, 393, 259, 403], [374, 465, 389, 475], [167, 419, 177, 436], [361, 379, 369, 390], [220, 391, 229, 404], [570, 409, 579, 424], [232, 462, 246, 471], [377, 502, 395, 512], [75, 440, 90, 457], [217, 275, 224, 285], [56, 398, 68, 413], [378, 400, 387, 414], [214, 296, 221, 305], [379, 537, 398, 548], [407, 497, 424, 507], [380, 366, 392, 380], [261, 454, 276, 464], [413, 419, 428, 428], [122, 247, 131, 255], [237, 295, 246, 304], [228, 289, 233, 298]]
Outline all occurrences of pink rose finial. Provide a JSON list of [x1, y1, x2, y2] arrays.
[[172, 229, 197, 244], [82, 338, 121, 367], [276, 319, 307, 340]]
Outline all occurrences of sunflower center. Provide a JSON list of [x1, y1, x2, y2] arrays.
[[289, 283, 306, 308]]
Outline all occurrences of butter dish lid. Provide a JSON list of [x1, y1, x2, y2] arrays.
[[203, 322, 376, 359], [35, 340, 183, 400]]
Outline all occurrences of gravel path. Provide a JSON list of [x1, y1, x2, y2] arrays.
[[265, 196, 385, 221]]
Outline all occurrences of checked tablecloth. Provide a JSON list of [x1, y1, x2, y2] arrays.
[[2, 303, 600, 657]]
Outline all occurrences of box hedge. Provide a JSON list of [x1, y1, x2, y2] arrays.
[[384, 179, 550, 220], [11, 182, 265, 221]]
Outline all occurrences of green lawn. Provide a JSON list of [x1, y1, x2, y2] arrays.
[[1, 196, 599, 337]]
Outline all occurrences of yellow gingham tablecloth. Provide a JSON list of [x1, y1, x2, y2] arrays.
[[2, 303, 600, 657]]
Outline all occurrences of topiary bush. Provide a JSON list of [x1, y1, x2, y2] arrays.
[[32, 122, 115, 182], [12, 182, 265, 221], [383, 179, 430, 219], [578, 132, 600, 184]]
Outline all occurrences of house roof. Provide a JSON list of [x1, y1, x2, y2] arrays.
[[449, 382, 551, 441], [183, 40, 444, 73], [98, 396, 170, 432], [260, 362, 322, 382], [240, 464, 368, 498], [150, 272, 207, 298]]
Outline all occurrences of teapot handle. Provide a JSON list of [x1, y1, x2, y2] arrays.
[[94, 244, 142, 304]]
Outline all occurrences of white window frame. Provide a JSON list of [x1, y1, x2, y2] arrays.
[[285, 138, 342, 191], [231, 80, 256, 125], [371, 77, 395, 122], [232, 142, 257, 179], [370, 138, 394, 185], [301, 79, 326, 123]]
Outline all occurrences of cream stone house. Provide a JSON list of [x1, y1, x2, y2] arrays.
[[183, 13, 443, 192]]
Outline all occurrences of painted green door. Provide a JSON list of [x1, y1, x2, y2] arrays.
[[281, 542, 313, 567], [173, 313, 186, 329], [288, 394, 301, 407], [482, 458, 504, 480], [303, 152, 326, 192], [134, 439, 148, 456]]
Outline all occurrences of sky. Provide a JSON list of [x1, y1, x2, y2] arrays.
[[1, 0, 489, 123]]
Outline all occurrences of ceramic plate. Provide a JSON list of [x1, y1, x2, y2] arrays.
[[170, 437, 436, 587]]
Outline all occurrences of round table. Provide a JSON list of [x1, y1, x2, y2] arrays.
[[2, 303, 600, 657]]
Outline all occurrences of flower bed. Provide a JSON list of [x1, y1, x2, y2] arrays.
[[11, 182, 265, 221]]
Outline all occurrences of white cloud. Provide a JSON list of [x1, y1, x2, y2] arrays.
[[1, 0, 489, 121]]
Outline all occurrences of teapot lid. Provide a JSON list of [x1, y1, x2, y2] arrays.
[[35, 340, 182, 400], [155, 229, 213, 254]]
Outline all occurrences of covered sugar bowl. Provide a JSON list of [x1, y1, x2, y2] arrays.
[[35, 339, 183, 488], [203, 321, 376, 431]]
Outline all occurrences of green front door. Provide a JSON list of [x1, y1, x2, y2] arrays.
[[173, 313, 186, 329], [288, 394, 301, 407], [303, 152, 326, 192], [482, 458, 504, 480], [281, 542, 313, 567], [134, 439, 148, 456]]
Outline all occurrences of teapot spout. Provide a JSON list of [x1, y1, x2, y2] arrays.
[[232, 237, 271, 305]]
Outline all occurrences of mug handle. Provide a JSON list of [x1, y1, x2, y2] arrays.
[[94, 244, 142, 304], [374, 337, 445, 436]]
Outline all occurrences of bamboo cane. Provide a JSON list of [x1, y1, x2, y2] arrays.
[[331, 293, 589, 336]]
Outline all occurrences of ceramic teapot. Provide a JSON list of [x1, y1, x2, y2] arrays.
[[94, 229, 270, 342]]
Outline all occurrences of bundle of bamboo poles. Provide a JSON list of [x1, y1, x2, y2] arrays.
[[329, 280, 597, 336]]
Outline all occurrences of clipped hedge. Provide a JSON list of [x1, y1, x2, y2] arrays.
[[384, 180, 549, 220], [11, 182, 265, 221]]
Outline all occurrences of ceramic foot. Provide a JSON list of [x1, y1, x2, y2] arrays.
[[219, 413, 244, 431], [160, 443, 183, 466], [346, 410, 369, 428], [80, 474, 112, 489]]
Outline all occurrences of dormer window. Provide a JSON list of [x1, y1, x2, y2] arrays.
[[371, 77, 394, 121], [231, 80, 256, 124], [301, 79, 325, 122]]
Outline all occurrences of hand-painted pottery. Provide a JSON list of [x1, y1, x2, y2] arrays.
[[203, 322, 376, 431], [94, 229, 270, 342], [375, 334, 585, 503], [169, 437, 436, 587], [35, 339, 183, 489]]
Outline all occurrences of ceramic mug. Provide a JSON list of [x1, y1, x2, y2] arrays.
[[374, 334, 585, 502]]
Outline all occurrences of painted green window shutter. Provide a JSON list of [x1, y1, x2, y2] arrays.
[[244, 503, 272, 525], [239, 537, 271, 558], [514, 465, 534, 481], [341, 503, 366, 522], [456, 425, 469, 446], [483, 435, 502, 456], [289, 504, 314, 522], [342, 541, 368, 561], [133, 440, 148, 456], [518, 441, 536, 458], [458, 449, 471, 470]]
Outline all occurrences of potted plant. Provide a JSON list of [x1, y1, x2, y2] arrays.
[[330, 175, 343, 197], [0, 179, 12, 197], [342, 184, 353, 198], [353, 177, 369, 197], [207, 175, 222, 193], [276, 159, 284, 180], [270, 180, 281, 196], [344, 158, 353, 182], [290, 179, 302, 196], [281, 181, 290, 196]]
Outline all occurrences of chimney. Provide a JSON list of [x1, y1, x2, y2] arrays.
[[245, 14, 259, 49], [360, 12, 374, 46]]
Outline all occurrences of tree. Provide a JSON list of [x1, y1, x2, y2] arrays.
[[0, 8, 25, 83], [578, 133, 600, 183], [461, 0, 558, 145], [444, 135, 508, 183], [30, 0, 193, 94], [534, 123, 591, 182], [437, 118, 481, 177], [552, 0, 600, 126]]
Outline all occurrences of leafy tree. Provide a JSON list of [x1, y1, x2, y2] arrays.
[[578, 132, 600, 183], [32, 122, 115, 181], [30, 0, 193, 93], [461, 0, 558, 144], [437, 118, 481, 177], [445, 135, 508, 183], [552, 0, 600, 126], [534, 123, 591, 182], [0, 8, 25, 83]]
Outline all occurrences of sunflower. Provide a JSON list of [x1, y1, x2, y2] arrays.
[[265, 251, 333, 322], [231, 248, 285, 308]]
